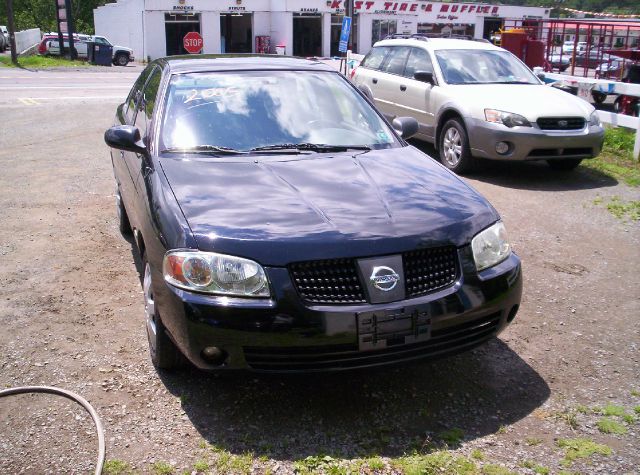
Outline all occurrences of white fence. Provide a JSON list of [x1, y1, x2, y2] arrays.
[[346, 51, 640, 160], [15, 28, 41, 54]]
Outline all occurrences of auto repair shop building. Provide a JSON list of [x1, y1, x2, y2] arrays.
[[94, 0, 550, 61]]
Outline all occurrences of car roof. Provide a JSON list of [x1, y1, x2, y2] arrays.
[[372, 37, 501, 51], [159, 55, 337, 74]]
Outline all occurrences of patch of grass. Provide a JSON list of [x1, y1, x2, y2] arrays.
[[0, 55, 90, 68], [623, 414, 636, 424], [293, 455, 346, 475], [363, 456, 385, 470], [525, 437, 543, 446], [438, 428, 465, 446], [212, 449, 253, 475], [557, 438, 612, 466], [471, 449, 485, 461], [481, 464, 517, 475], [151, 461, 174, 475], [554, 410, 579, 430], [392, 452, 478, 475], [520, 461, 549, 474], [601, 404, 626, 417], [582, 128, 640, 187], [606, 197, 640, 221], [634, 406, 640, 414], [631, 389, 640, 397], [496, 425, 507, 434], [193, 459, 209, 473], [103, 459, 133, 475], [597, 417, 628, 435], [575, 404, 590, 414]]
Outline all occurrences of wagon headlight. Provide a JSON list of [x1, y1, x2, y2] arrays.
[[484, 109, 531, 128], [589, 110, 601, 127], [471, 222, 511, 271], [163, 250, 270, 297]]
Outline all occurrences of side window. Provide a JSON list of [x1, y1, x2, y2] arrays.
[[404, 47, 434, 79], [361, 47, 389, 71], [134, 67, 162, 137], [124, 66, 154, 123], [382, 47, 410, 75]]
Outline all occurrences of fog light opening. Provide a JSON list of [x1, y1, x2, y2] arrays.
[[495, 141, 510, 155], [507, 304, 519, 323], [201, 346, 228, 366]]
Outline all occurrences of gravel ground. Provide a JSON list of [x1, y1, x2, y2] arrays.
[[0, 69, 639, 475]]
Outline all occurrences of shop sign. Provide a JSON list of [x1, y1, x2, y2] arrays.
[[326, 1, 502, 16], [300, 8, 319, 13], [173, 5, 194, 10], [228, 6, 245, 11]]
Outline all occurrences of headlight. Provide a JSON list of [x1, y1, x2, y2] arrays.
[[484, 109, 531, 128], [471, 222, 511, 271], [163, 250, 270, 297], [589, 110, 601, 127]]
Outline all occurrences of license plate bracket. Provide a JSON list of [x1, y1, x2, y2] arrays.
[[356, 306, 431, 351]]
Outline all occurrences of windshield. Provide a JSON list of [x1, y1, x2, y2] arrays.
[[435, 49, 538, 85], [160, 71, 398, 153]]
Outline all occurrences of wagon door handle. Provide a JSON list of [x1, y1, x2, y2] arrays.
[[372, 78, 378, 84], [400, 85, 407, 91]]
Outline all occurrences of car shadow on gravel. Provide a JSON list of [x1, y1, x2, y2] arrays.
[[157, 339, 549, 460], [409, 140, 618, 192]]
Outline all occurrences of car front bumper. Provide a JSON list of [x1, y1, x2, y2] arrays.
[[466, 118, 605, 161], [152, 246, 523, 373]]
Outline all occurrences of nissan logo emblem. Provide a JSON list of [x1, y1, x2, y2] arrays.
[[370, 266, 400, 292], [558, 120, 568, 127]]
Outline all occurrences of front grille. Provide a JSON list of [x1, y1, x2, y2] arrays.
[[243, 312, 502, 371], [289, 258, 366, 304], [403, 247, 459, 298], [290, 247, 459, 304], [537, 117, 585, 130], [528, 147, 592, 158]]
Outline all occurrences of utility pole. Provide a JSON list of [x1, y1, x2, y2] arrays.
[[5, 0, 18, 65]]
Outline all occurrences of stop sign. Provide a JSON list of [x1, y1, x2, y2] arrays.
[[183, 31, 203, 54]]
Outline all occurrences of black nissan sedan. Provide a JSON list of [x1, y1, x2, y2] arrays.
[[104, 55, 522, 372]]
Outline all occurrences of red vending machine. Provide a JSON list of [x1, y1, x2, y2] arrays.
[[255, 36, 271, 54]]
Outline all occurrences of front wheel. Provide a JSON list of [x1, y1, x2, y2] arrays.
[[591, 90, 607, 104], [114, 53, 129, 66], [438, 118, 476, 174], [547, 159, 582, 170], [143, 254, 184, 370]]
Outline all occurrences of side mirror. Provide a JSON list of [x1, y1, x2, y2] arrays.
[[393, 116, 419, 140], [104, 125, 147, 154], [414, 71, 435, 85], [536, 72, 546, 81]]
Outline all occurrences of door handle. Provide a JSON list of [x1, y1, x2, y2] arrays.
[[400, 85, 407, 91], [372, 78, 378, 84]]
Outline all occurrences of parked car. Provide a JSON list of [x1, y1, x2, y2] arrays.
[[46, 35, 134, 65], [595, 58, 624, 79], [562, 41, 587, 55], [548, 53, 570, 72], [0, 25, 8, 52], [572, 51, 614, 69], [104, 56, 522, 371], [351, 37, 605, 173]]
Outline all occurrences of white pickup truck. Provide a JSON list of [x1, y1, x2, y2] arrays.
[[46, 35, 134, 66]]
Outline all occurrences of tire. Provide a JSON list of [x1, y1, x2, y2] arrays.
[[438, 118, 476, 174], [115, 186, 132, 235], [613, 96, 623, 114], [547, 159, 582, 170], [143, 253, 184, 370], [591, 90, 606, 104], [114, 53, 129, 66]]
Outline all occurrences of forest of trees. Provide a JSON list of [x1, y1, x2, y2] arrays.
[[0, 0, 638, 36]]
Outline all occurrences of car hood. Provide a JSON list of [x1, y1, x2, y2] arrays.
[[450, 84, 595, 121], [114, 45, 133, 52], [159, 147, 498, 266]]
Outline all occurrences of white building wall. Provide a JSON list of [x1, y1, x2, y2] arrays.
[[201, 12, 220, 54], [144, 10, 166, 59], [357, 15, 372, 54], [322, 13, 331, 57], [94, 0, 144, 59], [270, 11, 292, 55]]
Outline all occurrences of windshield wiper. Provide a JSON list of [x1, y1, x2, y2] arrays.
[[162, 145, 247, 155], [249, 143, 371, 153]]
